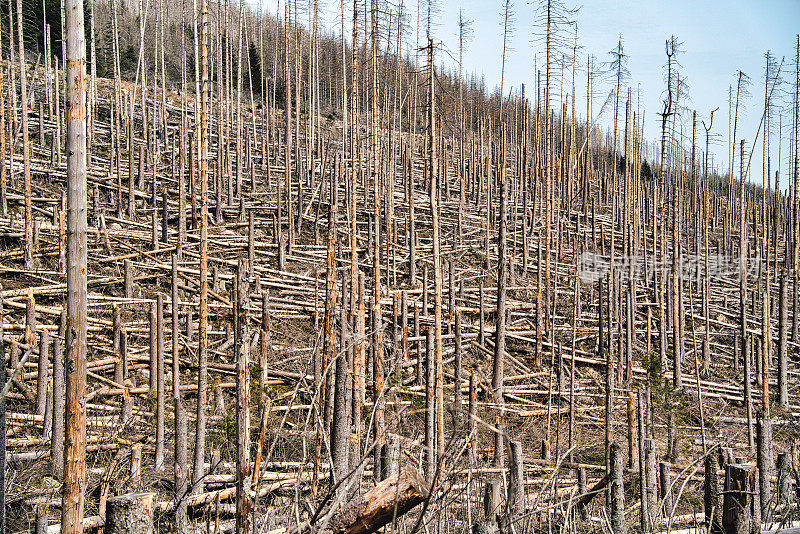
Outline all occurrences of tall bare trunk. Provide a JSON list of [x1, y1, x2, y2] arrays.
[[193, 0, 211, 490], [17, 0, 32, 269], [61, 0, 88, 528], [235, 261, 251, 533]]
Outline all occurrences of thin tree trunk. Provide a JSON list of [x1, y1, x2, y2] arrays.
[[17, 0, 33, 269], [172, 254, 187, 532], [193, 0, 211, 490], [235, 261, 251, 533]]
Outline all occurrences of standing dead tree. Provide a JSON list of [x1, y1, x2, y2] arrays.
[[60, 0, 89, 529], [0, 4, 797, 534]]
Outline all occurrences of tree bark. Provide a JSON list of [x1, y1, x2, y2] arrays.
[[330, 465, 429, 534], [610, 443, 626, 534], [723, 464, 760, 534], [105, 492, 155, 534], [235, 261, 251, 534], [61, 0, 88, 528], [172, 254, 187, 532], [193, 0, 211, 491]]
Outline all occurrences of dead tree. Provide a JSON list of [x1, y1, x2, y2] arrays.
[[428, 36, 444, 460], [0, 288, 5, 531], [329, 465, 429, 534], [609, 443, 626, 534], [722, 464, 760, 534], [235, 260, 251, 533], [17, 0, 33, 269], [756, 416, 772, 520], [61, 0, 89, 528], [705, 451, 723, 534], [172, 254, 187, 532], [193, 0, 211, 491], [327, 163, 347, 484]]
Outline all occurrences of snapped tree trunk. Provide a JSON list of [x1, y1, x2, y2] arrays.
[[330, 464, 429, 534]]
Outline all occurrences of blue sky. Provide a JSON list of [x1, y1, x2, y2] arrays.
[[436, 0, 799, 184], [264, 0, 799, 185]]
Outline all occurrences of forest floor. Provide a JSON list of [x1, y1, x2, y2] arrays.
[[0, 66, 798, 533]]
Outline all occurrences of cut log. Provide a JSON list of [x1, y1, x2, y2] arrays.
[[330, 464, 429, 534], [45, 515, 104, 533]]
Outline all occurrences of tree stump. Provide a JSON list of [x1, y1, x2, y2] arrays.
[[722, 464, 760, 534], [508, 441, 525, 517], [609, 443, 627, 534], [756, 416, 773, 520], [660, 461, 673, 518], [484, 479, 501, 524], [472, 522, 499, 534], [105, 492, 155, 534], [473, 479, 502, 534], [776, 452, 792, 512], [705, 452, 723, 534], [576, 467, 588, 521]]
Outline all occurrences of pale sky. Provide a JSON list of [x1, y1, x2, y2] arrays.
[[434, 0, 799, 184], [264, 0, 800, 185]]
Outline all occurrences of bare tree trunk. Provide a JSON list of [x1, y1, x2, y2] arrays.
[[610, 443, 626, 534], [52, 310, 66, 479], [36, 331, 51, 417], [193, 0, 211, 490], [0, 289, 6, 531], [155, 294, 165, 470], [778, 272, 788, 408], [235, 261, 251, 533], [0, 41, 6, 217], [327, 166, 345, 483], [17, 0, 33, 269], [756, 416, 772, 520], [705, 451, 722, 534], [740, 139, 754, 452], [283, 0, 293, 252], [454, 310, 462, 427], [172, 254, 187, 532], [61, 0, 88, 526], [349, 0, 359, 311], [424, 328, 435, 481], [427, 36, 444, 460], [493, 118, 508, 469], [507, 441, 525, 518], [371, 0, 386, 481]]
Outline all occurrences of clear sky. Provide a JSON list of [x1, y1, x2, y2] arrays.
[[265, 0, 799, 185], [434, 0, 799, 185]]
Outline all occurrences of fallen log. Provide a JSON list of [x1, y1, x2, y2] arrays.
[[330, 465, 429, 534], [575, 472, 610, 509], [45, 515, 104, 533]]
